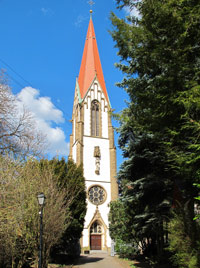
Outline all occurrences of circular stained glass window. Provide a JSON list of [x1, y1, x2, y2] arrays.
[[88, 185, 106, 205]]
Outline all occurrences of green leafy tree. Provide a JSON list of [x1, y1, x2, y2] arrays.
[[109, 199, 131, 243], [168, 209, 200, 268], [109, 200, 140, 258], [194, 183, 200, 221], [0, 156, 68, 268], [47, 158, 87, 261], [110, 0, 200, 264]]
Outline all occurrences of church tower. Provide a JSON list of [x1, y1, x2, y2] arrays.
[[69, 11, 118, 252]]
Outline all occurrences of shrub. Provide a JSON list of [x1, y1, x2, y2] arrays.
[[168, 211, 200, 268], [115, 238, 140, 259]]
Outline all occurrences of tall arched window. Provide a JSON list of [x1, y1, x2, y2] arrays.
[[91, 100, 100, 136]]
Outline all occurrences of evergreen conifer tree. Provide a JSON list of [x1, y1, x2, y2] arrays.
[[110, 0, 200, 264]]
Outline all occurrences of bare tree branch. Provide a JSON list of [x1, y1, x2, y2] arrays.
[[0, 70, 46, 158]]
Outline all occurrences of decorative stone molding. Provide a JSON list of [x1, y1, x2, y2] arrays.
[[87, 206, 107, 230], [94, 146, 101, 174], [86, 207, 108, 251], [94, 146, 101, 157]]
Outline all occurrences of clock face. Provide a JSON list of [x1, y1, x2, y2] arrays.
[[88, 185, 106, 205]]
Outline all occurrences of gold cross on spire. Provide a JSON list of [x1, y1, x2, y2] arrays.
[[88, 0, 95, 18]]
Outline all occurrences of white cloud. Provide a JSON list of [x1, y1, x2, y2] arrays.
[[123, 5, 141, 19], [16, 87, 69, 157], [41, 7, 54, 16], [75, 15, 87, 27]]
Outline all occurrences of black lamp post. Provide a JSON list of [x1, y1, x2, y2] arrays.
[[37, 193, 45, 268]]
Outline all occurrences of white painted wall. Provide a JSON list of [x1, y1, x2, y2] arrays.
[[107, 231, 111, 247], [82, 228, 89, 247], [83, 137, 110, 183], [102, 110, 108, 138], [84, 103, 90, 136], [73, 118, 76, 143], [83, 135, 111, 248]]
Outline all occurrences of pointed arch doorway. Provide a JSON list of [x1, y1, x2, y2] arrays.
[[90, 221, 102, 250]]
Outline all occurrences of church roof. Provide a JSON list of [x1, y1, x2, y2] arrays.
[[78, 14, 108, 102]]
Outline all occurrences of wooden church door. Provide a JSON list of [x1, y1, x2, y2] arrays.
[[90, 221, 102, 250], [90, 235, 101, 250]]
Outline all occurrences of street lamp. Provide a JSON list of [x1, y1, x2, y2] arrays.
[[37, 193, 45, 268]]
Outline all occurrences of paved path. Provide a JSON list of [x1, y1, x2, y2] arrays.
[[73, 252, 130, 268]]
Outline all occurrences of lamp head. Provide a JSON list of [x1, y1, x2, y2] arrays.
[[37, 193, 45, 206]]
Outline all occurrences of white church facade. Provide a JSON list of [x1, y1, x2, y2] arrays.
[[69, 11, 118, 253]]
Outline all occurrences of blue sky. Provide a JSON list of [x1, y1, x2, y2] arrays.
[[0, 0, 130, 169]]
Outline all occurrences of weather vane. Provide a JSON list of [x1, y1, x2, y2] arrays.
[[88, 0, 95, 8]]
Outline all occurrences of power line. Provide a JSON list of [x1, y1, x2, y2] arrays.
[[0, 57, 72, 123], [0, 58, 34, 87], [5, 72, 25, 89]]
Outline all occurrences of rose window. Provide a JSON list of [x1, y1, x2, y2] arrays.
[[88, 185, 106, 205]]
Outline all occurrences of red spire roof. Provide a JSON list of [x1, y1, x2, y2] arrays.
[[78, 16, 108, 101]]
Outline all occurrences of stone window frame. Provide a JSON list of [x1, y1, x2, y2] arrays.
[[87, 184, 107, 206], [90, 220, 103, 234], [91, 99, 102, 137]]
